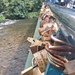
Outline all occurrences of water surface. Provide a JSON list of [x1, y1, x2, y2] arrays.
[[0, 18, 37, 75]]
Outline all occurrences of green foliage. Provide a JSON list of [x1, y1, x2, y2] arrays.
[[0, 14, 5, 22], [25, 0, 34, 12], [33, 0, 44, 11], [28, 12, 39, 18], [6, 0, 28, 19], [0, 0, 44, 19], [0, 0, 5, 13]]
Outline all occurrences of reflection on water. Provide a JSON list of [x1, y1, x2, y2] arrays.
[[0, 27, 3, 30], [0, 18, 37, 47], [0, 18, 37, 75], [0, 19, 36, 47], [0, 19, 36, 36]]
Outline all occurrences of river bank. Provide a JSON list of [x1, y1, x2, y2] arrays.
[[0, 18, 37, 75]]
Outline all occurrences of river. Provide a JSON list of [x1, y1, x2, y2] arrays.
[[0, 18, 37, 75]]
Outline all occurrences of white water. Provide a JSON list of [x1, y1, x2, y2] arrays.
[[0, 20, 18, 26]]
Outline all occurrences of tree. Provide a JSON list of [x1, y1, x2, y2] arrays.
[[33, 0, 43, 11], [1, 0, 44, 19], [0, 0, 5, 13], [6, 0, 28, 19]]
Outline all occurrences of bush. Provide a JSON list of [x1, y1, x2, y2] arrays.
[[28, 12, 39, 18], [0, 0, 44, 19], [0, 14, 5, 22]]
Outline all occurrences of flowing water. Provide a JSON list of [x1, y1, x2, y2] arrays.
[[0, 18, 37, 75]]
